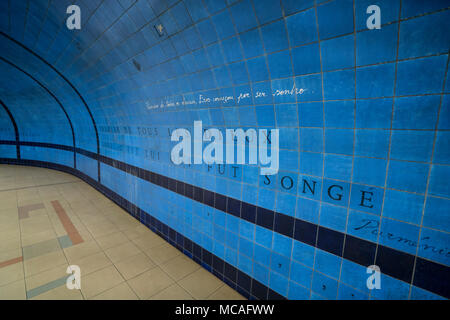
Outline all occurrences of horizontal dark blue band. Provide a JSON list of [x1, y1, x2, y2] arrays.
[[0, 140, 448, 299]]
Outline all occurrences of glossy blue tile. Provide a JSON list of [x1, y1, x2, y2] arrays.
[[396, 55, 448, 95], [428, 165, 450, 198], [387, 160, 429, 194], [355, 129, 390, 158], [261, 20, 289, 53], [253, 0, 283, 24], [356, 63, 395, 98], [285, 8, 318, 46], [383, 190, 424, 225], [393, 96, 440, 129], [317, 0, 353, 39], [356, 98, 392, 129], [321, 34, 355, 71], [323, 69, 355, 100], [292, 43, 321, 76], [353, 157, 387, 187], [356, 23, 398, 65], [390, 131, 434, 162], [324, 100, 354, 128]]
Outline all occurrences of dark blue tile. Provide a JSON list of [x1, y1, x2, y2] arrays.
[[285, 8, 318, 46], [352, 157, 387, 187], [324, 100, 354, 128], [240, 29, 264, 58], [399, 10, 450, 59], [356, 23, 398, 65], [401, 0, 449, 18], [267, 50, 293, 79], [393, 95, 440, 130], [356, 63, 395, 98], [321, 34, 355, 71], [396, 55, 448, 95], [317, 0, 353, 39], [323, 69, 355, 100], [387, 160, 429, 194], [298, 101, 323, 127], [281, 0, 314, 16], [390, 131, 434, 162], [292, 43, 321, 76], [211, 10, 236, 39], [229, 0, 259, 32], [324, 129, 354, 155], [428, 165, 450, 198], [383, 189, 424, 225], [252, 0, 283, 24], [246, 56, 269, 82], [261, 20, 289, 53], [355, 129, 390, 158]]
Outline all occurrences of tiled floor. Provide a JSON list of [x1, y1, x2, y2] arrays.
[[0, 164, 246, 300]]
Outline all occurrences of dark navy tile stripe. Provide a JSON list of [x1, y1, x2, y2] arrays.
[[0, 100, 20, 159], [0, 142, 449, 299], [0, 56, 77, 168], [0, 31, 101, 181]]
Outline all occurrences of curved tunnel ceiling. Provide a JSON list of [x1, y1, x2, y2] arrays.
[[0, 0, 450, 300]]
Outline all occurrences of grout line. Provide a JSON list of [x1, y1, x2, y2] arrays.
[[407, 52, 450, 299], [372, 0, 404, 300]]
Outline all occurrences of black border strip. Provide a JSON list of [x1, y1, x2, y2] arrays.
[[0, 99, 20, 158], [0, 142, 448, 299], [0, 57, 77, 168], [0, 31, 101, 180]]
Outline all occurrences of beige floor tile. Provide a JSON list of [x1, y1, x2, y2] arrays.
[[75, 251, 112, 276], [114, 252, 156, 280], [207, 284, 246, 300], [25, 264, 68, 290], [149, 283, 194, 300], [0, 238, 21, 254], [144, 243, 182, 265], [0, 262, 24, 287], [64, 240, 102, 263], [0, 247, 22, 263], [21, 229, 57, 247], [127, 267, 174, 299], [0, 220, 19, 233], [122, 225, 152, 240], [178, 268, 224, 300], [131, 233, 166, 251], [0, 228, 21, 242], [81, 265, 125, 298], [0, 279, 26, 300], [86, 221, 119, 238], [104, 241, 142, 263], [161, 255, 200, 281], [95, 232, 129, 250], [90, 282, 138, 300], [79, 215, 109, 227], [24, 250, 67, 277]]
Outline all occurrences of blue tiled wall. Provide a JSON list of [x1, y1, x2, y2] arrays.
[[0, 0, 449, 300]]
